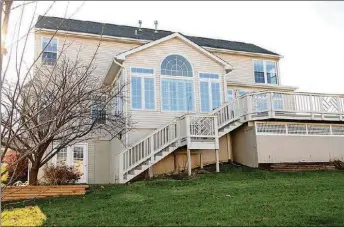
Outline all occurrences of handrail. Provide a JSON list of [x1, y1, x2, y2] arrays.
[[119, 118, 179, 156]]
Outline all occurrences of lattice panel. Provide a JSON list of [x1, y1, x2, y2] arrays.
[[190, 117, 215, 136], [256, 122, 344, 136], [307, 125, 331, 135], [287, 124, 307, 135], [256, 123, 287, 134], [332, 125, 344, 135], [322, 97, 339, 113]]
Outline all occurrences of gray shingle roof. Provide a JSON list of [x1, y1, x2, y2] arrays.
[[35, 16, 280, 56]]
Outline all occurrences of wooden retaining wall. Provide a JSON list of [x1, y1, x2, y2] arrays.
[[2, 185, 89, 201]]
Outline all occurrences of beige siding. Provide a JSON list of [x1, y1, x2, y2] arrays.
[[213, 52, 279, 84], [231, 123, 258, 167], [257, 135, 344, 163], [111, 137, 125, 183], [92, 140, 112, 184], [35, 32, 139, 79], [124, 37, 226, 129]]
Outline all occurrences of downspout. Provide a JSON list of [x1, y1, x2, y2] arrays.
[[110, 59, 129, 148]]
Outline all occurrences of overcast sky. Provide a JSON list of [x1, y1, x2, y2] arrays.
[[8, 1, 344, 94]]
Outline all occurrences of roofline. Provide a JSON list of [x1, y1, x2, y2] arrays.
[[226, 81, 298, 91], [35, 28, 279, 58], [116, 33, 233, 70], [204, 46, 283, 59], [34, 28, 150, 44]]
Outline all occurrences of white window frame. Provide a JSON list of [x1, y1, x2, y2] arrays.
[[160, 54, 196, 113], [130, 67, 156, 111], [199, 72, 222, 113], [41, 37, 58, 65], [252, 60, 278, 85]]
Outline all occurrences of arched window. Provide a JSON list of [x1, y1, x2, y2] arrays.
[[161, 54, 193, 77]]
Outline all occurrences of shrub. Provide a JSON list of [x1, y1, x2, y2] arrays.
[[333, 160, 344, 170], [3, 151, 28, 180], [43, 164, 82, 185]]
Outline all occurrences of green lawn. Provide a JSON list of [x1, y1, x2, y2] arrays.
[[2, 164, 344, 226]]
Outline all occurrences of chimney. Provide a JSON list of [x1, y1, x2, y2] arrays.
[[138, 20, 142, 31], [154, 20, 158, 33]]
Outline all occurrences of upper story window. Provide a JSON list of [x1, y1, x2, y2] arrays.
[[161, 54, 193, 77], [253, 60, 278, 84], [42, 37, 57, 65], [199, 73, 221, 112], [130, 67, 155, 110]]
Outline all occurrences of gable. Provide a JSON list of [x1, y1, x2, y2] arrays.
[[123, 37, 226, 76], [117, 33, 232, 71]]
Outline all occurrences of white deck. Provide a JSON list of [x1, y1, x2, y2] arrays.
[[116, 91, 344, 183]]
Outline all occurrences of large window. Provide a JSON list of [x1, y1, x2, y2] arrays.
[[42, 37, 57, 65], [199, 73, 221, 112], [131, 67, 155, 110], [161, 55, 194, 112], [161, 54, 193, 77], [253, 60, 278, 84], [161, 79, 194, 111]]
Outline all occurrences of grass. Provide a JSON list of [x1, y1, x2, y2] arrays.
[[2, 164, 344, 226]]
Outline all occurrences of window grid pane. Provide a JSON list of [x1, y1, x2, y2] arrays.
[[161, 55, 193, 77], [161, 79, 194, 111], [266, 61, 277, 84], [144, 78, 155, 110], [200, 82, 210, 112], [227, 89, 233, 102], [211, 82, 221, 110], [131, 77, 142, 109]]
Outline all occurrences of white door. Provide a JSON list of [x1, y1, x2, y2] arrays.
[[53, 143, 88, 184], [72, 144, 88, 183]]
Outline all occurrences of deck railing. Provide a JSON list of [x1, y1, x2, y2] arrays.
[[212, 91, 344, 129], [118, 119, 178, 182], [117, 91, 344, 183]]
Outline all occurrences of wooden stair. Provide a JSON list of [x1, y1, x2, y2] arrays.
[[266, 163, 336, 172]]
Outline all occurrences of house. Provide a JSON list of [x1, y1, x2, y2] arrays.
[[34, 16, 344, 184]]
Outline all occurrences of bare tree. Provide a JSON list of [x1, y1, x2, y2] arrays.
[[1, 1, 130, 185]]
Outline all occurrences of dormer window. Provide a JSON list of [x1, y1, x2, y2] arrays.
[[253, 60, 278, 84]]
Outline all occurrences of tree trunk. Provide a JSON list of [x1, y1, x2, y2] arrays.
[[28, 167, 39, 185]]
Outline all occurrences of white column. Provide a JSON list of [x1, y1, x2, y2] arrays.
[[215, 149, 220, 173], [187, 149, 192, 176]]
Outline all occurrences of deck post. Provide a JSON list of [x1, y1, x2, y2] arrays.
[[187, 149, 192, 176], [148, 166, 153, 179], [215, 149, 220, 172], [200, 152, 203, 169]]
